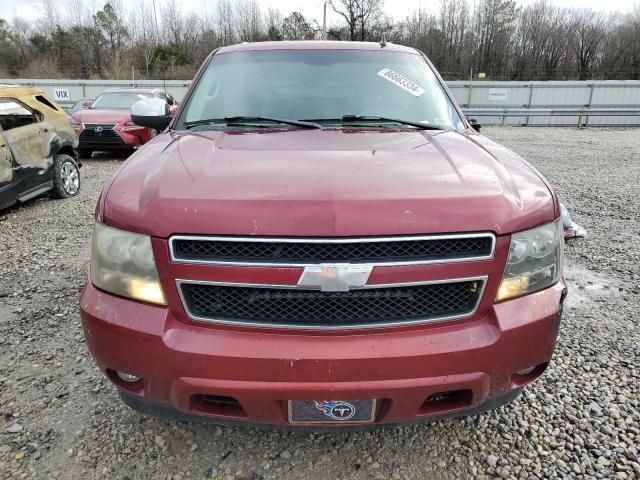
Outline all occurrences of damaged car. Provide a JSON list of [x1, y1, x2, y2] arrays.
[[0, 85, 80, 211]]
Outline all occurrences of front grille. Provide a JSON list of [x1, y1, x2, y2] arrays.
[[179, 280, 483, 328], [171, 235, 494, 265], [80, 124, 124, 145]]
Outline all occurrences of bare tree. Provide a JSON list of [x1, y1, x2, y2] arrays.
[[265, 8, 284, 41], [37, 0, 61, 35], [601, 9, 640, 79], [1, 0, 639, 82], [356, 0, 383, 40], [216, 0, 236, 45], [437, 0, 469, 75], [472, 0, 518, 76], [282, 12, 316, 40], [571, 9, 610, 80], [235, 0, 262, 42], [539, 6, 571, 79], [330, 0, 359, 40], [160, 0, 184, 44], [400, 8, 438, 54]]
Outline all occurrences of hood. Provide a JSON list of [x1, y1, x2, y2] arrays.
[[73, 108, 131, 124], [101, 129, 557, 238]]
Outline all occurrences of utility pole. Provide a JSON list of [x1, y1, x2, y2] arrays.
[[323, 0, 334, 40], [323, 1, 328, 40]]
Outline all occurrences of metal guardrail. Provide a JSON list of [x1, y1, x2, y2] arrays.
[[4, 77, 640, 126], [462, 108, 640, 127], [450, 80, 640, 126]]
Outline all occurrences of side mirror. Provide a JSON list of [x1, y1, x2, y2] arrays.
[[468, 118, 481, 132], [82, 100, 92, 109], [131, 97, 172, 131]]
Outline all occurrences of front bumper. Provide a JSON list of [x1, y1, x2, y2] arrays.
[[80, 281, 566, 428]]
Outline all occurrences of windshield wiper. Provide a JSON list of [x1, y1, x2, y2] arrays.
[[183, 116, 323, 130], [304, 115, 444, 131]]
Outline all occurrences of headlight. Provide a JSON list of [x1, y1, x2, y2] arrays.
[[91, 223, 166, 305], [70, 117, 83, 134], [119, 121, 145, 132], [497, 219, 563, 301]]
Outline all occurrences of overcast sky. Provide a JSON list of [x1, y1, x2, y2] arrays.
[[1, 0, 637, 25]]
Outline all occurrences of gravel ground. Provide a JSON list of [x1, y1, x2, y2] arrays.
[[1, 128, 639, 480]]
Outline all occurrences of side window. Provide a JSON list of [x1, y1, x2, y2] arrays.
[[36, 95, 61, 112], [0, 99, 39, 131]]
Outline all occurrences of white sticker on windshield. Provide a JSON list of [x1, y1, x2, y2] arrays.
[[377, 68, 425, 97]]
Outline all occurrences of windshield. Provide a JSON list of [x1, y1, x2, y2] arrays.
[[91, 92, 154, 109], [180, 49, 464, 130]]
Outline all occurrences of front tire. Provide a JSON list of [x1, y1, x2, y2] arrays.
[[52, 154, 81, 199]]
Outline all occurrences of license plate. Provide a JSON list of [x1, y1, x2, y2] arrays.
[[288, 399, 376, 424]]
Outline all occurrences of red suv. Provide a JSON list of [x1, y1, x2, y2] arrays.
[[80, 41, 566, 428], [71, 88, 176, 157]]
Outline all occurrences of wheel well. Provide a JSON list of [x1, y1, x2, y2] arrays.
[[55, 145, 80, 165]]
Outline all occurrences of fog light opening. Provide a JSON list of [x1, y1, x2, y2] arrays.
[[191, 394, 247, 418], [516, 366, 536, 376], [511, 362, 549, 386], [419, 389, 473, 415], [106, 369, 144, 393], [115, 371, 140, 383]]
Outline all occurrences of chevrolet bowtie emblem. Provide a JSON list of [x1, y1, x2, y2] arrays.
[[297, 264, 373, 292]]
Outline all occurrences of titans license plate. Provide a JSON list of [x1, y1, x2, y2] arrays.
[[288, 399, 376, 424]]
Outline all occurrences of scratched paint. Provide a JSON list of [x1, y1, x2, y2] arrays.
[[3, 122, 56, 170], [0, 135, 11, 182]]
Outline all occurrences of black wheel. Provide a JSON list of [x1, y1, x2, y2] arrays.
[[79, 148, 93, 159], [52, 154, 80, 199]]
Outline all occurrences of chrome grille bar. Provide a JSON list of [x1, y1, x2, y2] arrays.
[[169, 233, 496, 267]]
